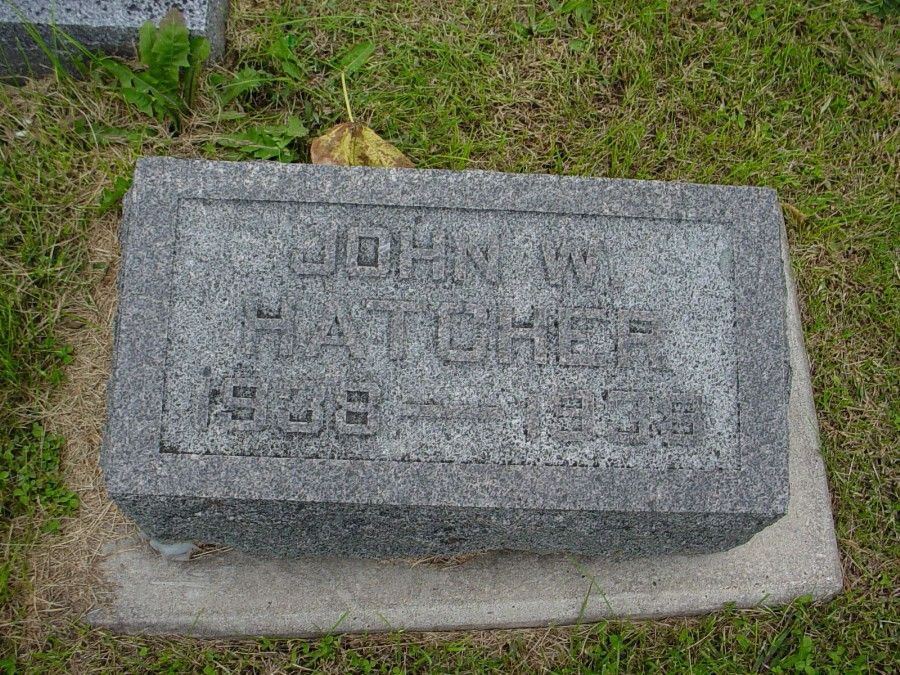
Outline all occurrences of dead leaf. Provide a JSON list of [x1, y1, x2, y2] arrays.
[[310, 122, 414, 168]]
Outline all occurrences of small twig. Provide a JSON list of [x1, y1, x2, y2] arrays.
[[341, 71, 354, 123]]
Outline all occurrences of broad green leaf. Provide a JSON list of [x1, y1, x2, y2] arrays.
[[310, 122, 413, 168], [148, 9, 191, 87], [131, 71, 182, 110], [216, 118, 307, 162], [282, 116, 308, 139], [270, 36, 306, 81], [122, 87, 154, 116], [216, 67, 269, 105], [335, 41, 375, 75], [137, 20, 157, 64], [183, 35, 210, 107], [98, 57, 136, 88], [101, 9, 208, 131], [190, 35, 210, 64]]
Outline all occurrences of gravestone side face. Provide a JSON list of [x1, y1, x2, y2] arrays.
[[102, 158, 791, 558], [0, 0, 227, 77]]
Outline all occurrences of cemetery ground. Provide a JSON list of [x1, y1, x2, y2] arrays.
[[0, 0, 896, 671]]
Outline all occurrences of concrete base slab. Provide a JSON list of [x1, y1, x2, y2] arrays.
[[85, 230, 842, 637]]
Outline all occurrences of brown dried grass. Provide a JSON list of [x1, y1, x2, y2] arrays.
[[24, 212, 135, 642]]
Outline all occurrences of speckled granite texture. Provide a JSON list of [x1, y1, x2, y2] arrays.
[[102, 158, 791, 558], [0, 0, 226, 76]]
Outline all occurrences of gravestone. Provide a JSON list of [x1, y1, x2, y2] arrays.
[[0, 0, 226, 77], [102, 158, 791, 558]]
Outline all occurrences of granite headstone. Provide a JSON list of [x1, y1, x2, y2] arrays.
[[0, 0, 226, 76], [102, 158, 791, 558]]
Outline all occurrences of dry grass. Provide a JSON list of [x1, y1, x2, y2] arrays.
[[23, 213, 133, 644]]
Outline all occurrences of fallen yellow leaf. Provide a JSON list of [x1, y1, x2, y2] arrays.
[[310, 122, 414, 168]]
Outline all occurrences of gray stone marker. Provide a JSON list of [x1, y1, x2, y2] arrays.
[[87, 231, 842, 635], [0, 0, 226, 77], [103, 158, 791, 559]]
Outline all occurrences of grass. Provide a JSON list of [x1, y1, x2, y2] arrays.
[[1, 0, 898, 671]]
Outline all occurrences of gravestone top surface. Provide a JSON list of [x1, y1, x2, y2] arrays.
[[102, 158, 790, 557], [0, 1, 209, 28]]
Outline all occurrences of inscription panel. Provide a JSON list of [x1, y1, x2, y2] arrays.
[[160, 199, 739, 469]]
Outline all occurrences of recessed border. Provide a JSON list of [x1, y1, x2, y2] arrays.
[[159, 198, 741, 471]]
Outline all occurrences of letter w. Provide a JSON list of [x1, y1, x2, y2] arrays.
[[541, 240, 600, 286]]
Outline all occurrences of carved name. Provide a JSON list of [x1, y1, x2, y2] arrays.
[[293, 228, 608, 287], [245, 300, 665, 368]]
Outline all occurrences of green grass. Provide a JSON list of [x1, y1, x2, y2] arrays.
[[2, 0, 898, 671]]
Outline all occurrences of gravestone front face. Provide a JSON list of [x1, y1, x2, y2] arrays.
[[102, 158, 790, 558], [0, 1, 226, 77]]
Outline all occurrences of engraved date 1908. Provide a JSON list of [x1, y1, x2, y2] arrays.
[[196, 376, 704, 446]]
